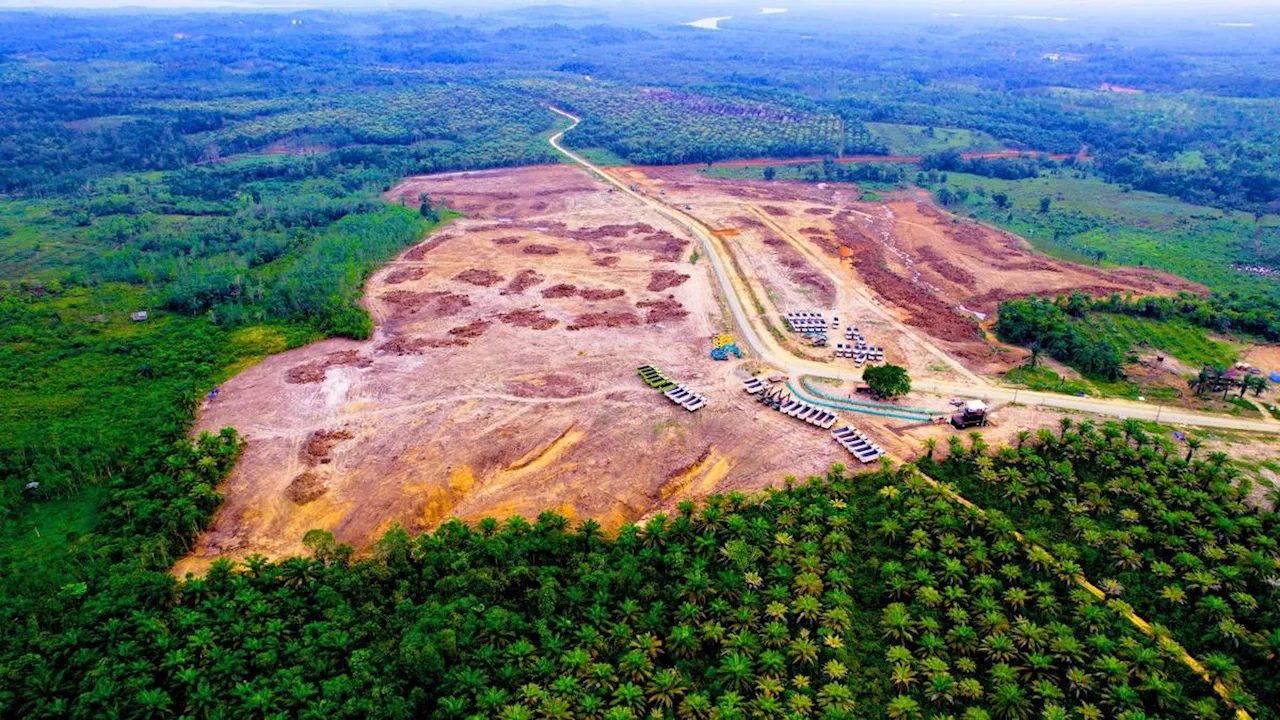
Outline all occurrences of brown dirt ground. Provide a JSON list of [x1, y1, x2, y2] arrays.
[[627, 167, 1201, 377], [182, 165, 1223, 574], [179, 165, 848, 573]]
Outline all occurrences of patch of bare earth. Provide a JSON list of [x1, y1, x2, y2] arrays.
[[181, 165, 848, 574], [185, 163, 1193, 575], [384, 267, 427, 285], [501, 269, 544, 296], [648, 270, 690, 292], [455, 268, 503, 287], [285, 351, 372, 384]]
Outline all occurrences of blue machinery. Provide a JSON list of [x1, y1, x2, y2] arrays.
[[790, 376, 942, 423]]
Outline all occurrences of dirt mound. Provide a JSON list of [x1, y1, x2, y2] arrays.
[[648, 270, 690, 292], [498, 308, 559, 330], [384, 267, 427, 285], [632, 232, 688, 263], [285, 471, 328, 505], [580, 288, 626, 300], [840, 233, 980, 343], [380, 290, 441, 308], [805, 207, 833, 216], [541, 283, 579, 299], [455, 268, 503, 287], [403, 236, 450, 261], [285, 351, 372, 384], [636, 297, 691, 324], [301, 429, 353, 466], [448, 320, 491, 338], [523, 244, 560, 256], [761, 205, 790, 217], [434, 293, 472, 317], [493, 236, 521, 245], [917, 246, 977, 289], [501, 269, 544, 295], [567, 310, 642, 330], [728, 215, 765, 229], [377, 336, 469, 355], [425, 337, 470, 348], [593, 256, 620, 267]]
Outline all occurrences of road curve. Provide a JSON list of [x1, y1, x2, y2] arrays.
[[547, 107, 1280, 436]]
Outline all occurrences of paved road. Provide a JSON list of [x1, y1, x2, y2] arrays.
[[548, 107, 1280, 436]]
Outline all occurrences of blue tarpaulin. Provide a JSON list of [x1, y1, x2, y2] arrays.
[[1270, 371, 1280, 383]]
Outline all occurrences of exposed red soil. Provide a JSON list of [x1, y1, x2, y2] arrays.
[[636, 297, 691, 324], [380, 290, 442, 308], [566, 310, 642, 330], [648, 270, 691, 292], [833, 219, 980, 343], [447, 320, 491, 338], [384, 267, 427, 285], [284, 351, 373, 384], [434, 293, 473, 317], [523, 244, 560, 256], [454, 268, 504, 287], [580, 288, 626, 300], [542, 284, 579, 299], [917, 246, 978, 289], [285, 471, 328, 505], [498, 308, 559, 330], [728, 215, 766, 229], [379, 290, 473, 318], [301, 429, 354, 466], [501, 269, 544, 295], [403, 236, 450, 261]]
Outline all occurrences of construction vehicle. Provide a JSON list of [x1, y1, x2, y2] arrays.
[[950, 400, 988, 429]]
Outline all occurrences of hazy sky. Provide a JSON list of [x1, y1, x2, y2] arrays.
[[0, 0, 1271, 19]]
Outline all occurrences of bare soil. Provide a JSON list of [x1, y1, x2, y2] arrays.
[[628, 166, 1199, 376], [179, 165, 846, 574]]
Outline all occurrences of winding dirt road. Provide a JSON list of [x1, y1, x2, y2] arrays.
[[548, 107, 1280, 436]]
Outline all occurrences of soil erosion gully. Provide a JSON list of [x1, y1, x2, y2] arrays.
[[547, 106, 1280, 436]]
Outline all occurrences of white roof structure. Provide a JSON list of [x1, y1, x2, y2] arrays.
[[964, 400, 988, 413]]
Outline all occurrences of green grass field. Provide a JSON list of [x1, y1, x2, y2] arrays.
[[865, 122, 1005, 155], [569, 146, 631, 166], [1088, 312, 1239, 369], [937, 171, 1280, 297], [1002, 364, 1093, 396]]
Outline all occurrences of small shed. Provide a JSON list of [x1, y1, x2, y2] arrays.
[[131, 311, 149, 322]]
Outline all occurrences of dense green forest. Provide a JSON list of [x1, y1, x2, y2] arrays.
[[995, 291, 1280, 382], [5, 428, 1275, 718], [2, 5, 1280, 717]]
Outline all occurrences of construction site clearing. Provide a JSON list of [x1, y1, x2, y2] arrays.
[[177, 162, 1227, 572]]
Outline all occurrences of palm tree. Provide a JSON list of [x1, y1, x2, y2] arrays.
[[885, 695, 922, 720], [1184, 437, 1201, 462], [677, 692, 712, 720], [924, 437, 938, 461]]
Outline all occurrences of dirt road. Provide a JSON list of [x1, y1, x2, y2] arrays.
[[548, 107, 1280, 436]]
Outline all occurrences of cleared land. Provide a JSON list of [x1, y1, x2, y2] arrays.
[[178, 165, 1232, 572], [624, 166, 1201, 375], [176, 166, 843, 572]]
